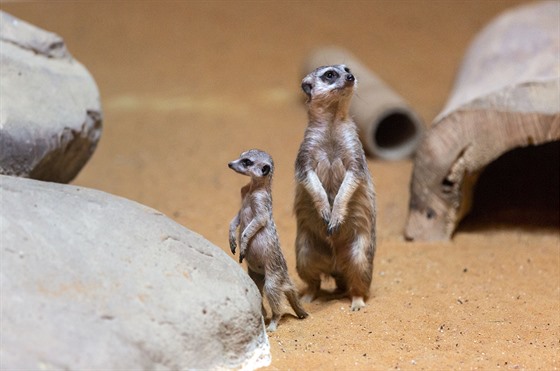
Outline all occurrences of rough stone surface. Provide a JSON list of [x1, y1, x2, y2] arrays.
[[0, 175, 270, 370], [0, 11, 102, 183]]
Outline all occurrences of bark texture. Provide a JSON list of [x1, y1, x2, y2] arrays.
[[405, 1, 560, 241]]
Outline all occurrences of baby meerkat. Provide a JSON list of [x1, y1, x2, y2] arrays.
[[295, 64, 376, 311], [229, 149, 308, 331]]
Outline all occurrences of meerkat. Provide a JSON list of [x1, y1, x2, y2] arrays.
[[294, 64, 376, 311], [228, 149, 308, 331]]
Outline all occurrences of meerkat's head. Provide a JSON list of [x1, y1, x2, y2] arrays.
[[301, 64, 356, 106], [228, 149, 274, 181]]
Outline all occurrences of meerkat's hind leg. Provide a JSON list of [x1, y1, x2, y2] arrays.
[[267, 315, 280, 332], [342, 234, 374, 312], [265, 313, 281, 332], [351, 296, 366, 311], [299, 279, 321, 303], [264, 277, 285, 332], [296, 228, 331, 303], [331, 272, 348, 294], [248, 268, 267, 318]]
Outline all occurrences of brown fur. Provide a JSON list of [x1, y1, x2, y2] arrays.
[[295, 65, 376, 311], [229, 149, 308, 331]]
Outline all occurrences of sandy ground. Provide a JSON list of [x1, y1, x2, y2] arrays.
[[3, 1, 558, 369]]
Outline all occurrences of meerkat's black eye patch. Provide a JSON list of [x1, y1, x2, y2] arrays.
[[321, 70, 339, 84], [344, 67, 350, 73], [426, 208, 436, 220], [241, 158, 253, 167], [261, 165, 271, 176]]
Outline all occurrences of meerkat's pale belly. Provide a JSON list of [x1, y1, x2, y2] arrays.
[[315, 155, 346, 204]]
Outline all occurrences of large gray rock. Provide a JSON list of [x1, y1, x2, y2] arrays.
[[0, 11, 102, 183], [0, 175, 270, 370]]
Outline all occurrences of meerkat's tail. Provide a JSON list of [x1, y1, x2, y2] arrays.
[[286, 287, 309, 319]]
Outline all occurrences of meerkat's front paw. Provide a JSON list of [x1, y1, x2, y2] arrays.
[[327, 204, 348, 235], [327, 216, 344, 236], [327, 221, 341, 236], [317, 205, 331, 225], [229, 238, 237, 254], [239, 246, 246, 263], [350, 296, 366, 311]]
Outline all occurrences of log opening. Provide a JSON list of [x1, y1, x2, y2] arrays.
[[460, 141, 560, 232], [374, 111, 419, 150]]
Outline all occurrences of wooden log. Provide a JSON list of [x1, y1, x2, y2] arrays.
[[404, 1, 560, 241], [303, 47, 424, 160]]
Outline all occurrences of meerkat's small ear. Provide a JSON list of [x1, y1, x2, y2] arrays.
[[301, 82, 313, 96], [261, 164, 271, 176]]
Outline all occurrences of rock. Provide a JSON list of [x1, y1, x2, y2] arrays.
[[0, 11, 102, 183], [0, 175, 271, 370]]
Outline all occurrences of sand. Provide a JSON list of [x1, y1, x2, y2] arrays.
[[3, 1, 558, 369]]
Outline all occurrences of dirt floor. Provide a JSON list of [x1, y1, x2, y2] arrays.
[[3, 1, 558, 369]]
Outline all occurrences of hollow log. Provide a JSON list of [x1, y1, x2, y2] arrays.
[[303, 47, 424, 160], [404, 1, 560, 241]]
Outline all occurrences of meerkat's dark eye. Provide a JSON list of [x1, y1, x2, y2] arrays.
[[426, 208, 436, 220], [241, 159, 253, 167], [321, 70, 339, 83], [261, 165, 271, 176], [344, 67, 350, 73]]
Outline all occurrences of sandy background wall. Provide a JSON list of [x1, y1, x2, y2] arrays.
[[2, 1, 558, 369]]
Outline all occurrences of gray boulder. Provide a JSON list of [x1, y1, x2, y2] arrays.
[[0, 175, 270, 370], [0, 11, 102, 183]]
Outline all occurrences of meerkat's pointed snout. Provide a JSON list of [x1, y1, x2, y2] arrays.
[[346, 73, 355, 82]]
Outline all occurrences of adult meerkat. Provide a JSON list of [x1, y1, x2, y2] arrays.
[[295, 65, 376, 311], [229, 149, 308, 331]]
